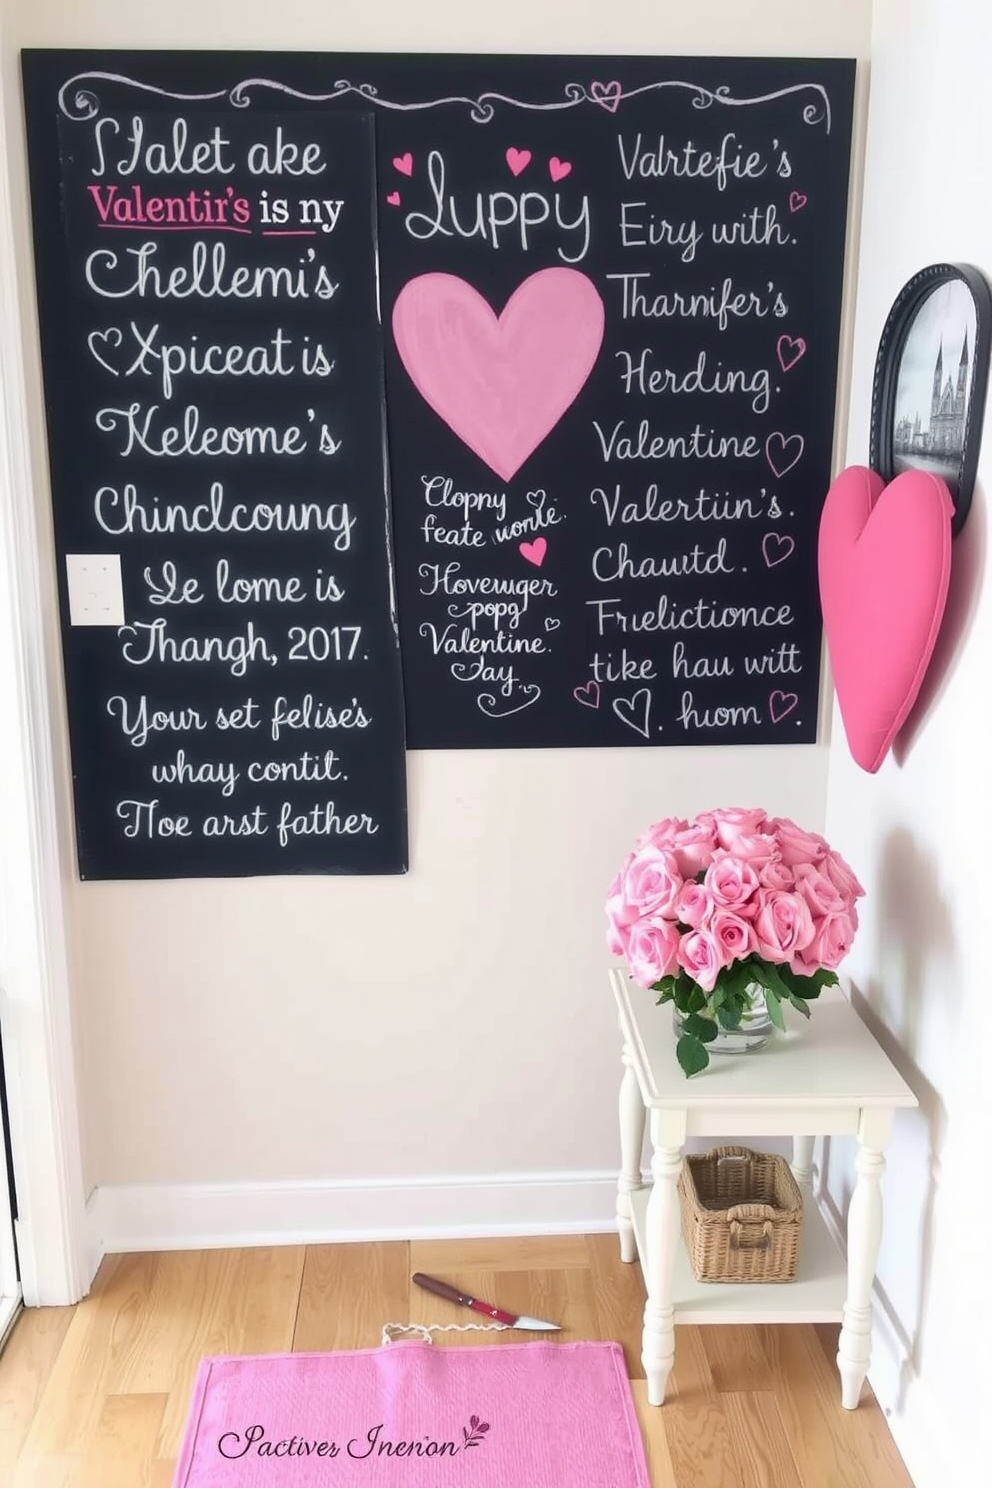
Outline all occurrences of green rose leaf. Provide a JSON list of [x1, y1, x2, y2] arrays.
[[676, 1034, 710, 1077], [672, 980, 694, 1014], [683, 1013, 719, 1044], [789, 994, 812, 1019], [716, 996, 742, 1030], [764, 987, 787, 1031], [789, 967, 838, 1000], [761, 962, 794, 1004]]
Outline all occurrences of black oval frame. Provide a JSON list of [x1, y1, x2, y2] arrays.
[[869, 261, 992, 536]]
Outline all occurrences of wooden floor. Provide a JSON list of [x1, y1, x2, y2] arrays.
[[0, 1235, 914, 1488]]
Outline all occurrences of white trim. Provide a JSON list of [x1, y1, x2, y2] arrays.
[[819, 1190, 945, 1488], [0, 50, 89, 1305], [86, 1168, 628, 1268], [0, 1295, 22, 1352], [0, 1052, 20, 1310]]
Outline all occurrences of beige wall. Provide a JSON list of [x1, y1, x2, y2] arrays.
[[5, 2, 870, 1198]]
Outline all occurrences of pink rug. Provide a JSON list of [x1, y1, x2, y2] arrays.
[[172, 1341, 650, 1488]]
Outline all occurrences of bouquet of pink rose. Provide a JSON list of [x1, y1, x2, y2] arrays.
[[606, 806, 864, 1076]]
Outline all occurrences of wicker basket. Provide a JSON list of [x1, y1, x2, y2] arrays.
[[677, 1146, 804, 1283]]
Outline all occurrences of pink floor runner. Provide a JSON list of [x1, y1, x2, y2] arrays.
[[173, 1340, 650, 1488]]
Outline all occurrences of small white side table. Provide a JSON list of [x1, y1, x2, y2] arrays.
[[610, 967, 917, 1409]]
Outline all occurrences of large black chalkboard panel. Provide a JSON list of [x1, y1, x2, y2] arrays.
[[365, 56, 856, 748], [21, 51, 855, 770], [21, 70, 409, 877]]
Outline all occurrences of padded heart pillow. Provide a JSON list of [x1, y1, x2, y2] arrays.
[[817, 465, 953, 773]]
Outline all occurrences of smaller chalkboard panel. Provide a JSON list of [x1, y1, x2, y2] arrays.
[[24, 98, 409, 877]]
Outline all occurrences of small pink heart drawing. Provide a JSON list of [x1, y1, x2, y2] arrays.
[[589, 79, 623, 112], [573, 680, 601, 709], [519, 537, 547, 567], [505, 147, 532, 176], [549, 157, 572, 182], [386, 191, 401, 207], [765, 432, 804, 478], [789, 190, 808, 212], [776, 334, 807, 373], [769, 690, 799, 724], [762, 532, 796, 568], [392, 153, 413, 176]]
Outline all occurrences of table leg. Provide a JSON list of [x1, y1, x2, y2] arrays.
[[791, 1134, 816, 1192], [837, 1109, 892, 1409], [617, 1036, 646, 1263], [642, 1132, 683, 1406]]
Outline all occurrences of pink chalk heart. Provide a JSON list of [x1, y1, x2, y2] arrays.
[[385, 190, 401, 207], [762, 532, 795, 568], [817, 466, 953, 774], [765, 432, 804, 477], [590, 79, 623, 112], [573, 680, 601, 709], [776, 334, 806, 372], [769, 690, 798, 723], [505, 147, 532, 176], [789, 190, 807, 212], [392, 152, 413, 176], [549, 156, 572, 182], [391, 268, 605, 483], [519, 537, 547, 567]]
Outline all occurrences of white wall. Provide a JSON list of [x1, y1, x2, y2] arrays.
[[823, 3, 991, 1486], [3, 2, 870, 1228]]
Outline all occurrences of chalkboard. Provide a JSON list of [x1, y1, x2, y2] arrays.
[[21, 71, 410, 877], [21, 53, 856, 811], [367, 56, 856, 747]]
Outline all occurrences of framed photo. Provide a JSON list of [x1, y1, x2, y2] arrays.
[[870, 262, 992, 535]]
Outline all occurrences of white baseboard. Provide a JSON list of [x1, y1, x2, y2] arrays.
[[85, 1168, 625, 1280]]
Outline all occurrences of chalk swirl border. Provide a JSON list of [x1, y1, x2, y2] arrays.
[[57, 73, 831, 132]]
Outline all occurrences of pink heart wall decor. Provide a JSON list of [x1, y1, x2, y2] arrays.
[[392, 268, 605, 482], [817, 465, 953, 774]]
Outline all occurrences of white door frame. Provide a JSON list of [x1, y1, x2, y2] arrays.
[[0, 51, 90, 1307], [0, 1033, 21, 1338]]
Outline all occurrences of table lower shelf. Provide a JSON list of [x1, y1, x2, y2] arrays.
[[628, 1185, 847, 1325]]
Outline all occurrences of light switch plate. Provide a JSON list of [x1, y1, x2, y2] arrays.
[[65, 554, 125, 626]]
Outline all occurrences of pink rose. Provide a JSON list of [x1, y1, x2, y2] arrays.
[[674, 881, 712, 929], [606, 899, 631, 958], [677, 928, 723, 992], [770, 816, 829, 867], [711, 807, 768, 850], [710, 910, 754, 967], [714, 833, 778, 869], [793, 910, 856, 972], [760, 859, 794, 892], [668, 820, 718, 876], [626, 919, 681, 987], [634, 816, 686, 851], [704, 855, 760, 912], [605, 859, 640, 929], [622, 846, 683, 919], [793, 863, 846, 918], [823, 849, 865, 903], [753, 890, 815, 962]]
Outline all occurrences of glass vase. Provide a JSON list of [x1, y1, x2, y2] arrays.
[[673, 982, 773, 1055]]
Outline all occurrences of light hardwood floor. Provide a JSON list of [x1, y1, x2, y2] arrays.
[[0, 1235, 915, 1488]]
